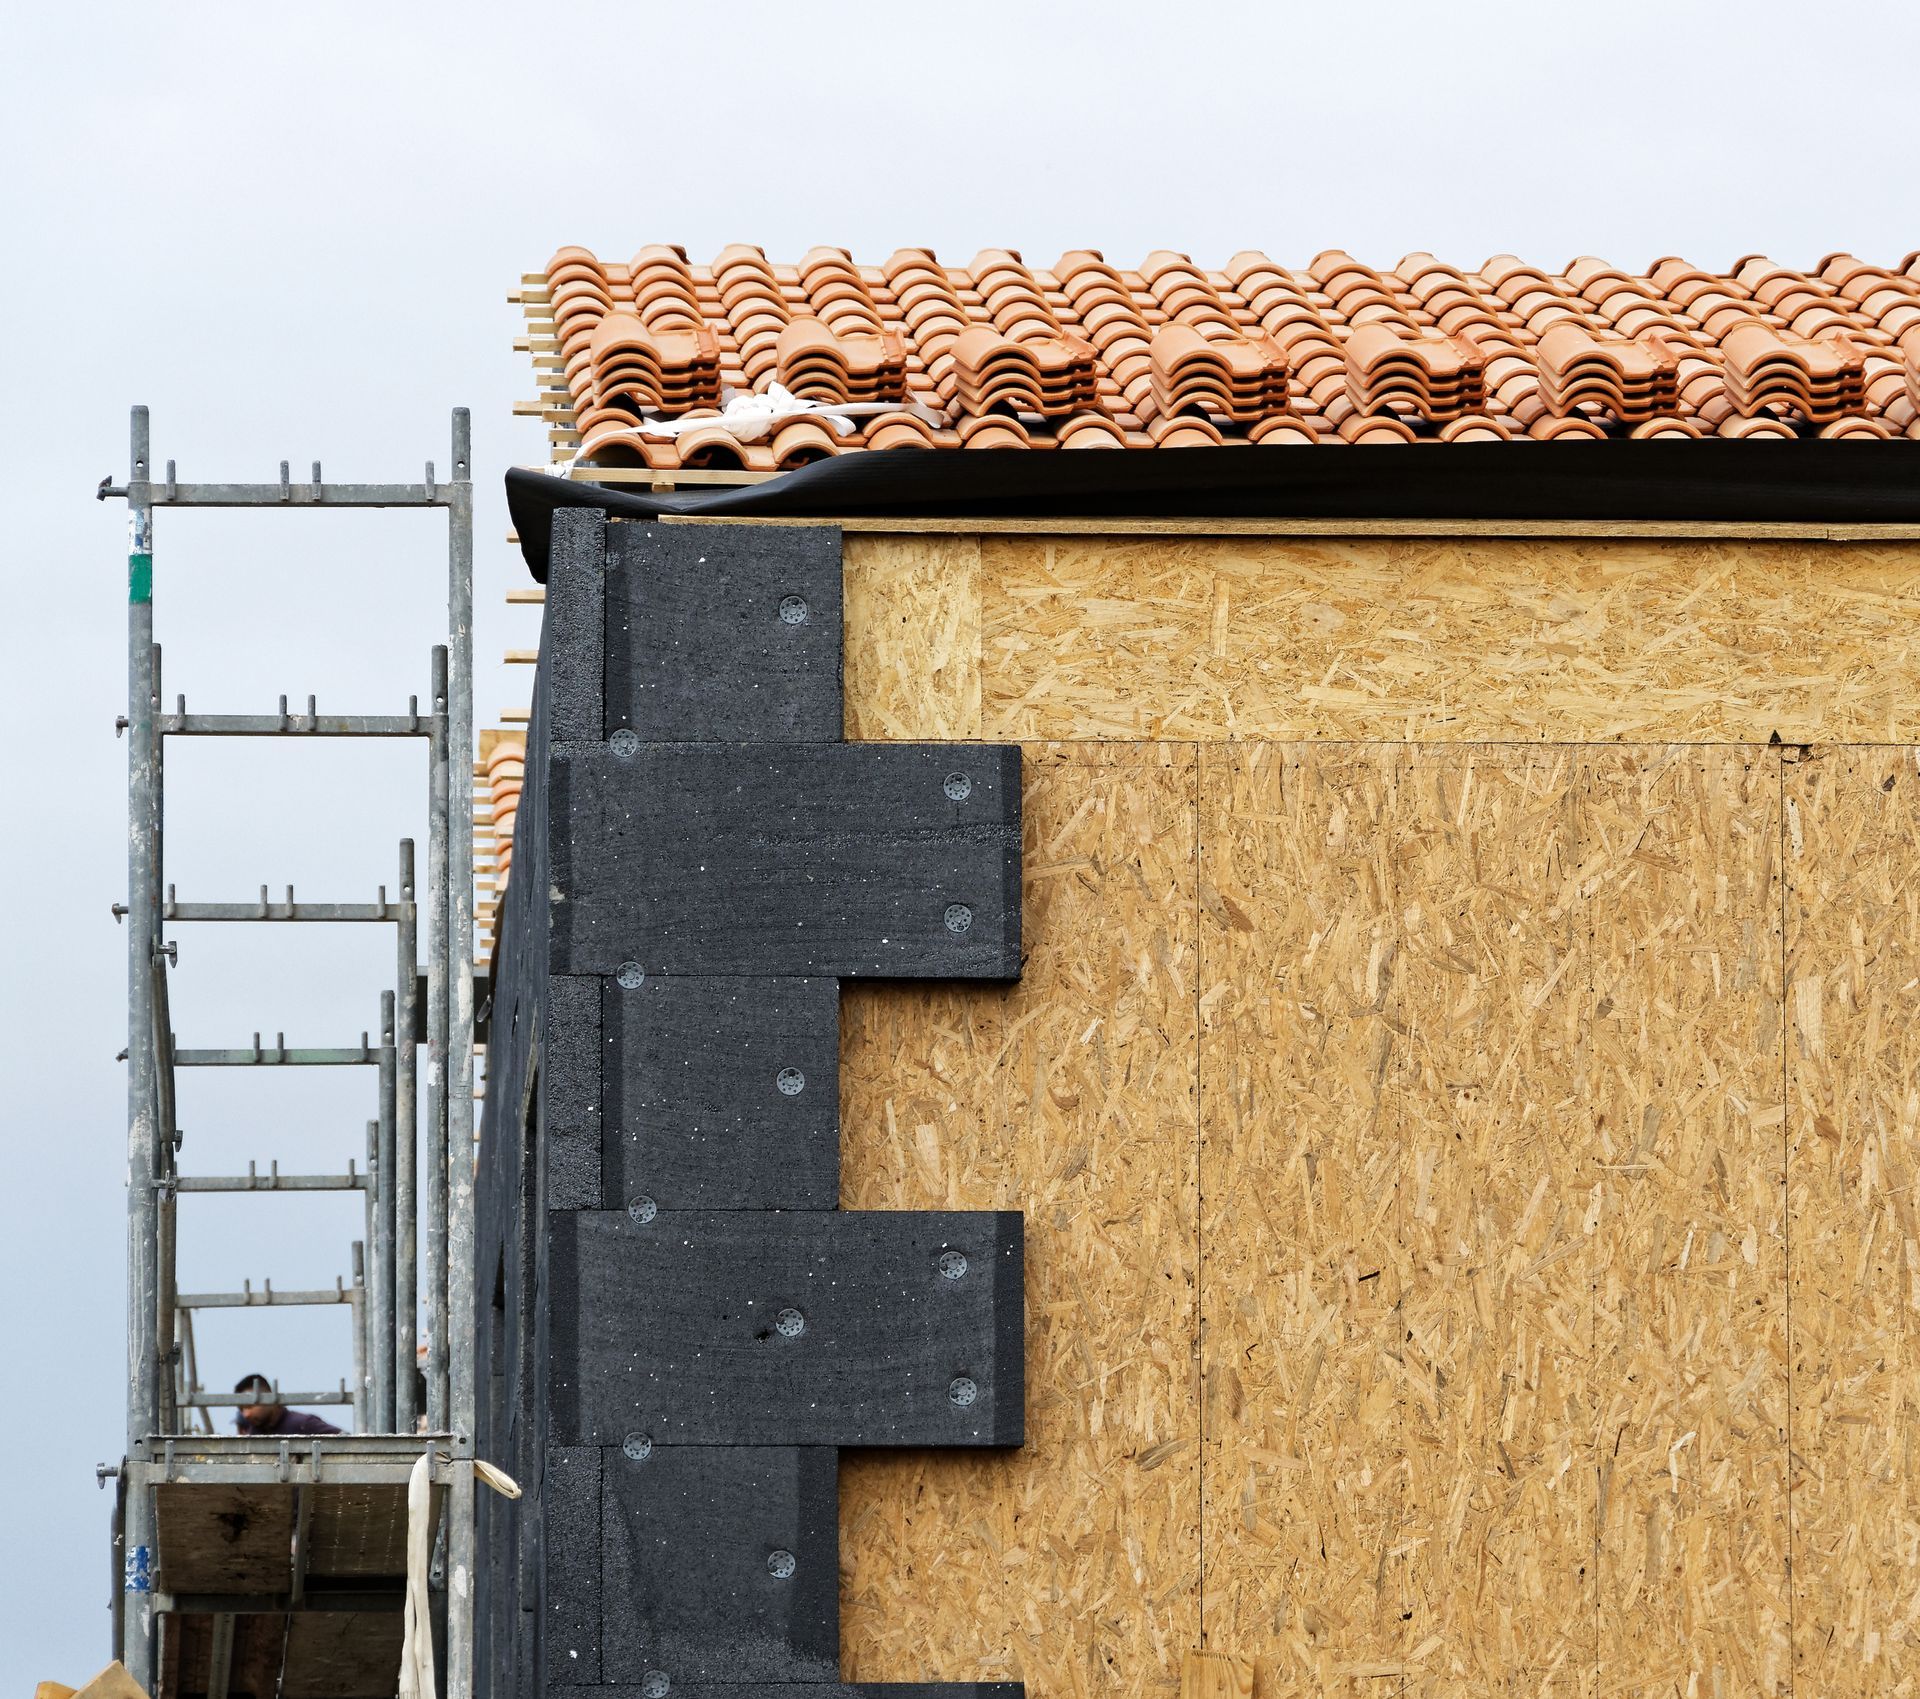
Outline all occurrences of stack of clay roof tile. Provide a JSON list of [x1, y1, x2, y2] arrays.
[[1534, 323, 1679, 421], [1138, 251, 1291, 425], [485, 738, 524, 902], [1720, 322, 1866, 423], [945, 249, 1100, 420], [517, 246, 1920, 469]]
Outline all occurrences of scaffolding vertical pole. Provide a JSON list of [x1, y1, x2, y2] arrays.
[[376, 992, 398, 1431], [110, 1472, 126, 1662], [151, 830, 178, 1439], [349, 1240, 368, 1432], [445, 407, 478, 1699], [367, 1113, 391, 1428], [122, 405, 159, 1693], [149, 641, 165, 959], [363, 1120, 380, 1419], [394, 841, 420, 1432], [425, 644, 451, 1431]]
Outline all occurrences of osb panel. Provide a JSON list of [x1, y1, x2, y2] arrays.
[[839, 532, 1920, 746], [1583, 749, 1790, 1696], [1392, 749, 1595, 1697], [839, 742, 1200, 1699], [843, 533, 982, 741], [1196, 744, 1415, 1693], [1786, 747, 1920, 1694]]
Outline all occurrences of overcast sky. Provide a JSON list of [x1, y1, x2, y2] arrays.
[[4, 0, 1918, 1678]]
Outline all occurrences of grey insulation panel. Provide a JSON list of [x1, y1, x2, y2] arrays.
[[600, 975, 840, 1212], [542, 1446, 603, 1684], [543, 974, 604, 1211], [547, 742, 1022, 980], [598, 1446, 839, 1683], [604, 522, 845, 744], [545, 508, 608, 743], [548, 1209, 1023, 1448], [484, 512, 1028, 1699]]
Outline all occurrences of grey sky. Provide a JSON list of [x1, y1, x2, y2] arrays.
[[4, 0, 1917, 1676]]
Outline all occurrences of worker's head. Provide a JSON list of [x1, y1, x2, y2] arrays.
[[233, 1373, 276, 1425]]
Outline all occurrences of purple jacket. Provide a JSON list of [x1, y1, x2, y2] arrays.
[[236, 1406, 342, 1436]]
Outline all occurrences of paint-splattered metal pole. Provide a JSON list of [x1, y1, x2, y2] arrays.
[[350, 1240, 368, 1432], [375, 991, 397, 1431], [445, 408, 478, 1699], [122, 405, 159, 1691], [426, 645, 451, 1431], [394, 840, 420, 1432]]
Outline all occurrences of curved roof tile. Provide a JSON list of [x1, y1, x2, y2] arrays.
[[521, 246, 1920, 472]]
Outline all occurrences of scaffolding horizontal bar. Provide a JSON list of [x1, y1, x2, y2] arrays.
[[186, 1389, 351, 1406], [165, 899, 418, 924], [157, 1589, 404, 1615], [175, 1173, 366, 1193], [173, 1046, 390, 1067], [160, 712, 441, 738], [135, 1458, 430, 1485], [177, 1289, 355, 1310], [133, 481, 451, 508], [128, 1435, 462, 1486]]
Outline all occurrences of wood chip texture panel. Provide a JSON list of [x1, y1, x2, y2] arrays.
[[834, 530, 1920, 1694]]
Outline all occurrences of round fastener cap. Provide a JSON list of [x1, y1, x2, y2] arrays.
[[627, 1195, 657, 1224], [775, 1307, 805, 1338], [767, 1548, 797, 1579], [778, 594, 809, 626], [641, 1673, 670, 1699], [948, 1375, 979, 1408], [622, 1433, 653, 1462], [775, 1066, 806, 1098], [616, 962, 646, 990], [936, 1249, 968, 1280], [609, 727, 640, 757], [943, 771, 973, 801], [944, 904, 973, 935]]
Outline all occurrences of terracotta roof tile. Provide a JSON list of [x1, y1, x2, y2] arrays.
[[520, 246, 1920, 470]]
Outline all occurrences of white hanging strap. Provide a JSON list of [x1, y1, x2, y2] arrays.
[[396, 1452, 435, 1699], [476, 1458, 523, 1499], [396, 1454, 524, 1697]]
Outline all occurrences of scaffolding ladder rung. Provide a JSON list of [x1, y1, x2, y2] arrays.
[[173, 1044, 388, 1068], [160, 712, 440, 738], [133, 481, 449, 509], [165, 895, 416, 924], [175, 1173, 365, 1194], [184, 1389, 353, 1406], [176, 1288, 355, 1310]]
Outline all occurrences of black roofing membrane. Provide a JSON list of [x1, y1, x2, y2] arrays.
[[509, 442, 1920, 581]]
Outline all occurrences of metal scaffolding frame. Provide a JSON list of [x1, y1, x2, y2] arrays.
[[103, 407, 478, 1696]]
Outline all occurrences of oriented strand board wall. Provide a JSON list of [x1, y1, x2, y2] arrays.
[[832, 529, 1920, 1697], [840, 745, 1201, 1697], [843, 533, 1920, 746], [1784, 747, 1920, 1696]]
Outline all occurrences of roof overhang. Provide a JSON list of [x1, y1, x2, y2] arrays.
[[509, 442, 1920, 581]]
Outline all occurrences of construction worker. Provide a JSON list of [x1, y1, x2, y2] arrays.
[[232, 1373, 342, 1436]]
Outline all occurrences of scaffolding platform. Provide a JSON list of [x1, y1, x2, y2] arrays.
[[135, 1435, 455, 1698]]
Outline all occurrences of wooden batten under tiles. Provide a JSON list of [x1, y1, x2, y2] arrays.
[[820, 525, 1920, 1697], [484, 520, 1920, 1692]]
